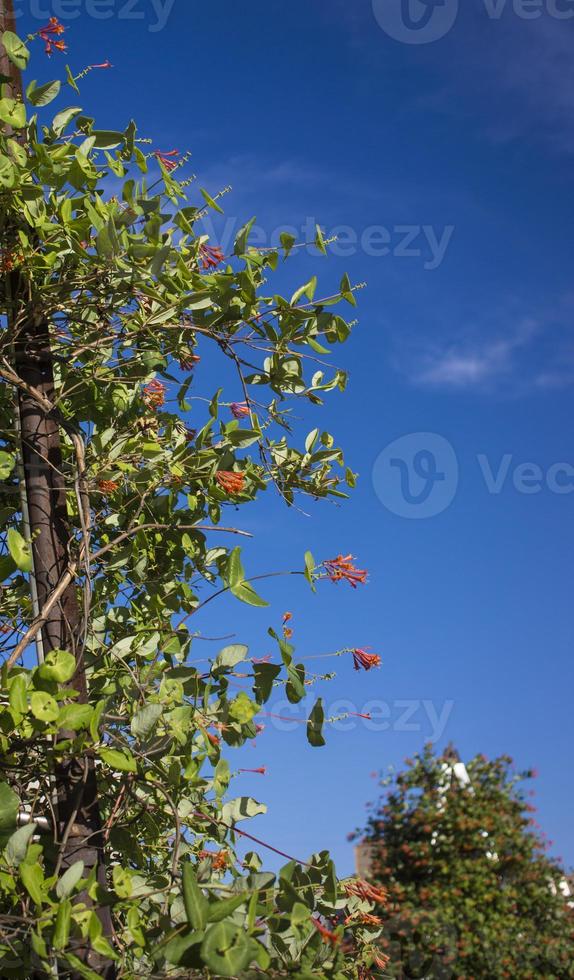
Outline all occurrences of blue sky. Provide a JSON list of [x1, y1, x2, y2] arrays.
[[18, 0, 574, 874]]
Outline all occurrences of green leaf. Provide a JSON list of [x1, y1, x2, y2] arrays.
[[56, 860, 84, 899], [37, 649, 76, 683], [8, 674, 27, 716], [214, 644, 249, 670], [213, 759, 230, 798], [20, 862, 44, 905], [286, 663, 306, 704], [201, 921, 254, 977], [0, 97, 26, 129], [280, 231, 296, 257], [182, 862, 209, 930], [7, 528, 32, 572], [229, 692, 260, 725], [53, 899, 72, 950], [26, 79, 61, 107], [5, 823, 35, 865], [340, 272, 357, 306], [221, 798, 266, 826], [0, 451, 15, 479], [99, 748, 137, 773], [291, 276, 317, 305], [58, 703, 93, 731], [307, 698, 326, 747], [0, 783, 19, 830], [200, 188, 223, 214], [131, 703, 163, 739], [163, 929, 201, 966], [2, 31, 30, 70], [208, 892, 249, 923], [230, 580, 269, 608], [314, 224, 327, 254], [52, 106, 82, 137], [0, 154, 15, 188], [234, 217, 256, 255], [253, 662, 281, 704], [30, 692, 59, 723]]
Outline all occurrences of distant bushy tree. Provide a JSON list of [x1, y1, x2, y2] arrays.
[[353, 745, 574, 979]]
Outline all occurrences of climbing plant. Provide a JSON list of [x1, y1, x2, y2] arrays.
[[0, 19, 387, 980]]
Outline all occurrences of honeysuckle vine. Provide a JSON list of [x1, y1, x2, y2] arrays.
[[0, 23, 389, 980]]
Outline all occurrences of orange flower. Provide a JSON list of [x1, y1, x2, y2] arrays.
[[98, 479, 119, 494], [206, 731, 220, 748], [352, 648, 381, 672], [313, 918, 341, 946], [216, 471, 245, 495], [179, 353, 201, 371], [374, 953, 390, 970], [143, 380, 166, 410], [283, 612, 293, 624], [283, 627, 294, 640], [344, 913, 383, 927], [344, 879, 388, 904], [230, 401, 249, 419], [199, 849, 228, 871], [37, 18, 67, 55], [199, 243, 225, 269], [154, 149, 179, 172], [323, 554, 368, 588], [238, 767, 267, 775], [88, 60, 113, 69]]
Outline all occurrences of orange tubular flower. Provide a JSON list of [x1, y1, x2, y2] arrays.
[[216, 471, 245, 495], [283, 612, 293, 624], [344, 912, 383, 927], [199, 243, 225, 270], [352, 648, 382, 673], [313, 918, 341, 946], [98, 479, 119, 494], [37, 18, 67, 55], [230, 401, 249, 419], [374, 953, 391, 970], [283, 627, 294, 640], [344, 879, 388, 904], [199, 849, 228, 870], [143, 380, 166, 410], [238, 767, 267, 775], [179, 353, 201, 371], [323, 554, 368, 588], [154, 149, 179, 172]]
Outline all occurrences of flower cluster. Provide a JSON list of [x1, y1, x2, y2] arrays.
[[199, 243, 225, 269], [324, 554, 368, 588], [179, 353, 201, 372], [154, 149, 179, 172], [230, 401, 249, 419], [352, 648, 382, 672], [344, 879, 388, 904], [142, 380, 166, 410], [37, 18, 67, 56], [215, 471, 245, 495], [98, 480, 119, 494], [198, 850, 228, 871]]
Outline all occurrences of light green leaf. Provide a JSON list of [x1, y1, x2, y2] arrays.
[[0, 97, 26, 129], [0, 451, 15, 479], [20, 862, 45, 905], [53, 899, 72, 950], [229, 692, 260, 725], [0, 783, 19, 830], [131, 703, 163, 739], [214, 644, 249, 670], [37, 649, 76, 683], [56, 860, 84, 899], [182, 862, 209, 930], [99, 748, 137, 773], [5, 822, 35, 865], [7, 528, 32, 572], [201, 921, 254, 977], [221, 797, 266, 826], [30, 692, 59, 723], [58, 703, 93, 731], [26, 79, 61, 107], [2, 31, 30, 70]]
